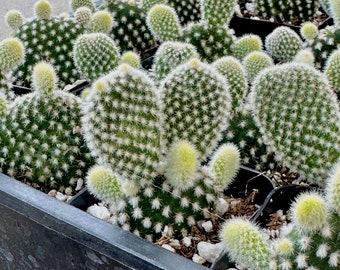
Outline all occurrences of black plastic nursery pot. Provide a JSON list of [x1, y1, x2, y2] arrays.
[[69, 166, 275, 269], [211, 183, 320, 269], [0, 172, 208, 270]]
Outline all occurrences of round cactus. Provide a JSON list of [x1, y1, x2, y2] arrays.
[[231, 34, 262, 60], [0, 62, 93, 188], [243, 51, 273, 82], [86, 166, 122, 202], [105, 0, 158, 53], [147, 4, 181, 42], [249, 63, 340, 186], [153, 41, 199, 81], [73, 33, 121, 82], [212, 56, 248, 110], [32, 62, 57, 94], [120, 51, 140, 68], [160, 58, 232, 160], [5, 10, 24, 31], [221, 218, 271, 270], [324, 49, 340, 93], [201, 0, 236, 26], [300, 22, 319, 41], [82, 64, 162, 184], [265, 26, 303, 62]]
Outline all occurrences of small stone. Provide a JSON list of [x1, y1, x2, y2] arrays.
[[182, 237, 192, 247], [48, 189, 57, 197], [65, 187, 73, 196], [55, 192, 67, 202], [202, 220, 213, 233], [169, 239, 180, 248], [197, 241, 224, 263], [192, 254, 206, 264], [87, 204, 111, 221], [161, 244, 175, 252], [216, 198, 229, 215], [75, 178, 84, 191]]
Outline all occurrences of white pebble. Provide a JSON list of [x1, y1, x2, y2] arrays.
[[182, 237, 192, 247], [75, 178, 84, 191], [161, 244, 175, 253], [202, 220, 213, 233], [87, 204, 111, 221], [245, 3, 255, 12], [48, 189, 57, 197], [192, 254, 206, 264], [216, 198, 229, 215], [55, 192, 67, 202], [169, 239, 181, 248], [197, 241, 224, 263]]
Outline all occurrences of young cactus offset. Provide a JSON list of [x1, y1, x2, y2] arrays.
[[160, 58, 232, 159], [0, 37, 25, 101], [249, 63, 340, 186], [0, 62, 93, 188], [242, 51, 274, 82], [231, 34, 263, 60], [73, 33, 121, 82]]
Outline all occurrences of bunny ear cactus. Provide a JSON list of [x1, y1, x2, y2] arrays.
[[265, 26, 303, 63], [231, 34, 263, 60], [86, 10, 113, 33], [5, 10, 24, 32], [324, 49, 340, 93], [73, 33, 121, 82], [0, 62, 93, 188], [153, 41, 199, 81], [249, 63, 340, 186], [212, 56, 248, 110], [255, 0, 320, 24], [147, 4, 182, 42], [201, 0, 237, 26], [270, 190, 340, 269], [221, 102, 275, 171], [221, 218, 271, 270], [0, 37, 25, 101], [243, 51, 274, 82], [11, 0, 85, 89], [104, 0, 158, 54], [120, 51, 140, 68], [70, 0, 96, 12], [160, 58, 232, 160], [85, 142, 241, 239], [82, 64, 162, 185]]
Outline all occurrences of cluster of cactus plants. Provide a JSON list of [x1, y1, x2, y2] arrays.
[[221, 160, 340, 269], [3, 0, 340, 268]]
